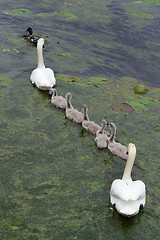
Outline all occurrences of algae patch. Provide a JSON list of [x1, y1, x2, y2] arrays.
[[56, 74, 112, 87], [11, 9, 32, 14], [0, 77, 11, 86]]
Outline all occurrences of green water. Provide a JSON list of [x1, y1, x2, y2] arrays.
[[0, 0, 160, 239]]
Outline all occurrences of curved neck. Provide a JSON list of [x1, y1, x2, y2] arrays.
[[122, 149, 136, 182], [109, 124, 116, 142], [98, 121, 106, 134], [83, 106, 89, 121], [53, 89, 57, 96], [66, 95, 72, 109], [37, 41, 45, 68]]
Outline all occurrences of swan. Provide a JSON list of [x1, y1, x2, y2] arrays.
[[26, 27, 38, 43], [30, 38, 56, 90], [49, 88, 66, 109], [107, 122, 128, 160], [110, 143, 146, 217], [65, 93, 84, 123], [82, 104, 101, 135], [94, 120, 109, 148]]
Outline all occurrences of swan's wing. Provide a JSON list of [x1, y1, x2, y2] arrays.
[[128, 180, 146, 201], [110, 179, 129, 201], [110, 179, 146, 201], [45, 68, 56, 86]]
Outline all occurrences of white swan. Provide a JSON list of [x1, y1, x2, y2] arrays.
[[49, 88, 66, 109], [110, 143, 146, 217], [65, 93, 84, 123], [30, 38, 56, 90], [94, 120, 109, 148], [107, 122, 128, 160]]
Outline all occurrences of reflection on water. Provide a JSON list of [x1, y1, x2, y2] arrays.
[[0, 0, 160, 239]]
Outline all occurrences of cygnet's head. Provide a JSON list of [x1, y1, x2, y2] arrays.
[[65, 92, 72, 100], [101, 119, 106, 127], [108, 122, 116, 130], [82, 104, 87, 111], [49, 88, 57, 96]]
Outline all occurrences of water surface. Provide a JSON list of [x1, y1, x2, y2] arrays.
[[0, 0, 160, 239]]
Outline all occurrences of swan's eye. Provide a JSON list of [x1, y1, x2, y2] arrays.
[[126, 151, 128, 155]]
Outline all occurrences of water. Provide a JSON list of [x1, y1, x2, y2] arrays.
[[0, 0, 160, 239]]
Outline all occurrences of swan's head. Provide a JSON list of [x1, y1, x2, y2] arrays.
[[127, 143, 136, 156], [26, 27, 33, 35], [38, 38, 45, 47]]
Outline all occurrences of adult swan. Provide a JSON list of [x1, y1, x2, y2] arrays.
[[110, 143, 146, 217], [30, 38, 56, 90]]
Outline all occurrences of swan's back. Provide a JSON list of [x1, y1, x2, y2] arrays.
[[110, 179, 146, 216], [30, 68, 56, 90]]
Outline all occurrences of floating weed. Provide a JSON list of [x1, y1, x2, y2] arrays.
[[37, 11, 77, 19], [55, 53, 72, 57], [88, 76, 112, 84], [11, 9, 32, 14], [56, 74, 112, 87], [0, 77, 11, 86], [124, 0, 160, 5], [140, 98, 157, 106], [88, 181, 107, 191], [131, 12, 154, 18], [2, 48, 19, 54], [143, 0, 160, 5], [134, 83, 149, 94], [127, 101, 147, 110]]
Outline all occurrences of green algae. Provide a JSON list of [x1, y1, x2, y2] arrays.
[[0, 0, 160, 239], [134, 84, 149, 94], [37, 11, 77, 19], [11, 9, 32, 14], [0, 77, 11, 86], [125, 0, 160, 5], [56, 74, 112, 87], [131, 12, 154, 18]]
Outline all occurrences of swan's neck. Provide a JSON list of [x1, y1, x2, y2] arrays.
[[109, 125, 116, 142], [37, 41, 45, 68], [122, 148, 136, 182], [98, 122, 105, 134], [83, 107, 89, 121], [66, 95, 72, 109]]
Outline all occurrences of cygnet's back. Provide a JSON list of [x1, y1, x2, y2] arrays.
[[82, 104, 100, 135], [107, 122, 128, 160], [49, 88, 66, 109], [94, 120, 109, 148], [65, 93, 84, 123]]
